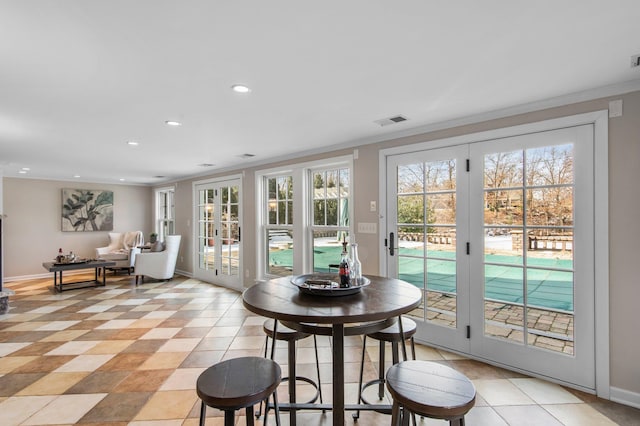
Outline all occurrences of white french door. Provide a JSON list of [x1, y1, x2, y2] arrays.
[[385, 124, 596, 389], [194, 178, 242, 291], [387, 144, 471, 352]]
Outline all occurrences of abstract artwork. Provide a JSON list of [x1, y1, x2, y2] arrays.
[[62, 189, 113, 231]]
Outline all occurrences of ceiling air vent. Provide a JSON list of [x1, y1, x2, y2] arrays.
[[374, 115, 408, 127]]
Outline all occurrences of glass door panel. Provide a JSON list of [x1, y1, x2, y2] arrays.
[[194, 179, 242, 291], [387, 145, 470, 351], [470, 125, 594, 389]]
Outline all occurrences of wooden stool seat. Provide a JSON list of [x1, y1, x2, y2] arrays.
[[196, 356, 281, 426], [368, 317, 417, 342], [263, 319, 310, 341], [386, 360, 476, 426]]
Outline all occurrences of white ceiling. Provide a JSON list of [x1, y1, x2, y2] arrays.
[[1, 1, 639, 185]]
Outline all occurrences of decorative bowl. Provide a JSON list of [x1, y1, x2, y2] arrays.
[[290, 273, 370, 297]]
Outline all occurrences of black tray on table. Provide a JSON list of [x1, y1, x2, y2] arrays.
[[53, 258, 90, 266], [291, 273, 370, 296]]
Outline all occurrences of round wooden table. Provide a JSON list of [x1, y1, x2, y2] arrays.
[[242, 275, 422, 426]]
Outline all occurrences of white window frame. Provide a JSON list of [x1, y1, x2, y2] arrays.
[[256, 155, 353, 280], [154, 185, 175, 241]]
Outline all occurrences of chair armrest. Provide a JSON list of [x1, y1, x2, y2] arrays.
[[134, 251, 170, 272], [128, 247, 142, 267]]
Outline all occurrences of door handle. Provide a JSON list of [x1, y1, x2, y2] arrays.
[[389, 232, 395, 256]]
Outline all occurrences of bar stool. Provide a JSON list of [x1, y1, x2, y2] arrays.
[[354, 316, 416, 421], [258, 319, 323, 420], [196, 356, 281, 426], [386, 360, 476, 426]]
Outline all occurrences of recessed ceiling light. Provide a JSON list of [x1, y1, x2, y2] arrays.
[[119, 178, 126, 182], [21, 167, 30, 171], [153, 175, 166, 178], [231, 84, 251, 93], [198, 163, 214, 167], [127, 141, 139, 146], [73, 174, 81, 178], [239, 153, 255, 159], [18, 170, 27, 174], [165, 120, 182, 126]]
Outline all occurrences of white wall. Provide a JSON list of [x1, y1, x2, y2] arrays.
[[2, 178, 152, 278]]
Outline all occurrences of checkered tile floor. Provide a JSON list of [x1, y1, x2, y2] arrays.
[[1, 273, 638, 425]]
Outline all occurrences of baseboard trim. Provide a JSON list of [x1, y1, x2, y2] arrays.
[[174, 269, 192, 278], [4, 272, 58, 282], [610, 387, 640, 410]]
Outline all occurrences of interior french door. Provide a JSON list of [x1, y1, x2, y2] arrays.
[[385, 125, 595, 389], [194, 178, 242, 291]]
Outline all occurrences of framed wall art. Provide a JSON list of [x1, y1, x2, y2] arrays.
[[61, 188, 113, 232]]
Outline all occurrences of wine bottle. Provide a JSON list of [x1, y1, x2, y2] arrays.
[[339, 239, 350, 288], [350, 243, 362, 284]]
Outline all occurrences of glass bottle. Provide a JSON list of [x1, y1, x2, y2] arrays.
[[56, 248, 64, 263], [350, 243, 362, 284], [339, 239, 351, 288]]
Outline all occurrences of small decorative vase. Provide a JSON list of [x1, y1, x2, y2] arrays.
[[0, 290, 15, 315]]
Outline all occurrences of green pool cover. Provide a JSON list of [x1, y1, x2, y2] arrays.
[[269, 246, 574, 312]]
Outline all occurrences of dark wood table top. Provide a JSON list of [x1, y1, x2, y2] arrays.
[[42, 260, 116, 272], [242, 275, 422, 325]]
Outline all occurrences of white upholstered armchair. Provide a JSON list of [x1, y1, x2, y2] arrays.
[[134, 235, 181, 284], [95, 231, 144, 274]]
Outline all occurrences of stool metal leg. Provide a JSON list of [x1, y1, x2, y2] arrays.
[[287, 337, 297, 425], [274, 389, 281, 426], [391, 341, 400, 364], [260, 320, 280, 421], [223, 410, 234, 426], [199, 401, 206, 426], [256, 333, 271, 419], [391, 401, 401, 426], [312, 334, 324, 405], [265, 389, 281, 426], [401, 407, 410, 426], [246, 405, 255, 426], [410, 337, 416, 360], [378, 340, 385, 400], [353, 335, 368, 420]]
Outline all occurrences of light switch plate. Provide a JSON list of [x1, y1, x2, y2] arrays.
[[357, 222, 377, 234]]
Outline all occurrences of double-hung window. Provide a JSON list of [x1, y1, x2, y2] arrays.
[[310, 167, 350, 272], [155, 186, 175, 241], [265, 175, 294, 276], [257, 157, 352, 279]]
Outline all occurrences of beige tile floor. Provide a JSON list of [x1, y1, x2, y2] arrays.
[[1, 273, 639, 425]]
